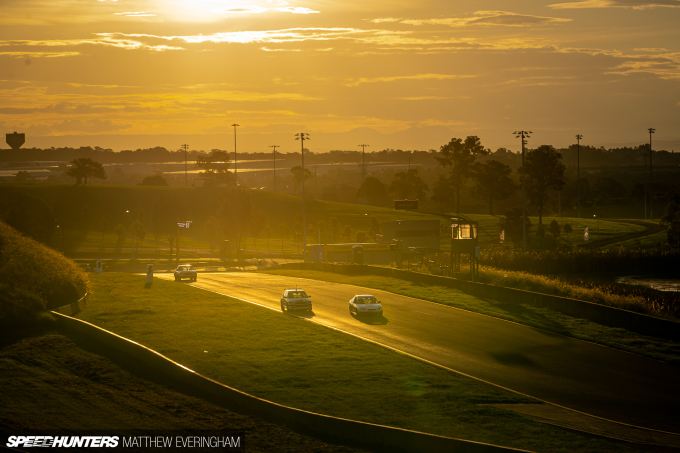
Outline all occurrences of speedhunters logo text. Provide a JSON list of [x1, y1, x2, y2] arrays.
[[6, 434, 243, 449]]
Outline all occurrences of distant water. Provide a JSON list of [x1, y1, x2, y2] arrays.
[[616, 276, 680, 292]]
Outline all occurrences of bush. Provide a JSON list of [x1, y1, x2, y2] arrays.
[[0, 221, 91, 323]]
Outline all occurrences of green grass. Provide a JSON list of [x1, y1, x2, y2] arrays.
[[602, 230, 668, 250], [77, 273, 636, 453], [0, 326, 367, 453], [261, 270, 680, 365]]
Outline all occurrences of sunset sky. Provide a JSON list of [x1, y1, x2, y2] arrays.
[[1, 0, 679, 152]]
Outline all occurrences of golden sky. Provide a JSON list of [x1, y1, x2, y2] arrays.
[[1, 0, 679, 151]]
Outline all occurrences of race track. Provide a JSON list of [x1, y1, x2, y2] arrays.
[[157, 272, 680, 435]]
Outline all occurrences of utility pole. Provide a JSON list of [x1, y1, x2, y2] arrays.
[[269, 145, 279, 192], [514, 130, 532, 253], [295, 132, 310, 262], [643, 148, 648, 219], [181, 144, 189, 187], [358, 144, 369, 183], [575, 135, 582, 218], [315, 165, 318, 199], [232, 124, 240, 185], [649, 128, 656, 219]]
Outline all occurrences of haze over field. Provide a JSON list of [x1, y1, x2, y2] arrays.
[[1, 0, 679, 151]]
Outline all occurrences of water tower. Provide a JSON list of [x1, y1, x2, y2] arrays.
[[6, 132, 25, 150]]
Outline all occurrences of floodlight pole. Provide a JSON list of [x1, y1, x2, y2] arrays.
[[232, 124, 240, 185], [296, 133, 310, 262], [359, 144, 369, 183], [649, 128, 655, 219], [181, 144, 189, 187], [575, 135, 582, 218], [514, 130, 532, 253], [269, 145, 280, 192]]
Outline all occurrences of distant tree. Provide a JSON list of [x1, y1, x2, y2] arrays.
[[357, 176, 390, 206], [471, 160, 517, 215], [277, 223, 291, 252], [293, 221, 303, 252], [195, 150, 232, 187], [113, 224, 125, 244], [522, 145, 566, 225], [321, 188, 339, 202], [563, 222, 573, 243], [140, 174, 169, 186], [536, 224, 546, 251], [205, 218, 218, 252], [369, 216, 380, 240], [290, 166, 313, 196], [248, 206, 267, 252], [355, 231, 367, 243], [64, 158, 107, 184], [436, 136, 490, 212], [264, 225, 272, 252], [217, 188, 254, 250], [14, 171, 35, 183], [151, 197, 182, 255], [132, 220, 146, 250], [430, 175, 455, 212], [100, 217, 110, 247], [342, 225, 352, 242], [499, 208, 531, 250], [316, 220, 327, 243], [329, 217, 341, 243], [661, 192, 680, 248], [549, 219, 561, 246], [389, 168, 428, 200], [5, 192, 56, 244]]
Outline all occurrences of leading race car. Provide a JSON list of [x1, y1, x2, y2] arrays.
[[280, 289, 313, 312], [174, 264, 197, 282], [349, 295, 383, 317]]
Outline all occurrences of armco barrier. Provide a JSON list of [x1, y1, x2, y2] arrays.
[[52, 312, 530, 453], [53, 293, 88, 317], [278, 263, 680, 341]]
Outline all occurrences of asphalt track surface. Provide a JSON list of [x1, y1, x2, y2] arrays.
[[158, 272, 680, 435]]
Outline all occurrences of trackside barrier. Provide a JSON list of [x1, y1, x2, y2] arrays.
[[53, 293, 88, 317], [277, 263, 680, 342], [52, 312, 530, 453]]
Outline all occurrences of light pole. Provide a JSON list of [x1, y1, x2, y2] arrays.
[[295, 132, 310, 262], [126, 210, 135, 260], [232, 124, 240, 185], [358, 144, 369, 183], [575, 134, 582, 218], [269, 145, 279, 192], [514, 130, 532, 253], [181, 144, 189, 187], [649, 128, 655, 219]]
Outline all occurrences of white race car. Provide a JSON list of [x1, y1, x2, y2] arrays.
[[281, 289, 313, 312], [349, 295, 383, 317]]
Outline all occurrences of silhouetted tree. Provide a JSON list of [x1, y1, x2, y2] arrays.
[[355, 231, 367, 243], [65, 158, 107, 184], [522, 145, 566, 225], [342, 225, 352, 242], [436, 136, 490, 212], [471, 160, 517, 215], [563, 222, 573, 243], [196, 150, 232, 187], [661, 192, 680, 248], [290, 166, 312, 196], [389, 168, 428, 200], [499, 208, 531, 250], [277, 223, 290, 252], [549, 219, 561, 246], [140, 174, 169, 186], [14, 171, 35, 183], [329, 217, 341, 243], [431, 175, 455, 212], [357, 176, 390, 206]]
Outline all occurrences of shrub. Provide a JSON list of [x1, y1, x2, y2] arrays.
[[0, 221, 91, 323]]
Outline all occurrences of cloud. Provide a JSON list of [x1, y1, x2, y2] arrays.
[[215, 5, 319, 15], [369, 18, 403, 23], [0, 38, 183, 52], [345, 74, 476, 87], [0, 51, 80, 58], [400, 11, 572, 27], [114, 11, 156, 17], [273, 7, 319, 14], [549, 0, 680, 8], [52, 119, 132, 133], [261, 47, 301, 51]]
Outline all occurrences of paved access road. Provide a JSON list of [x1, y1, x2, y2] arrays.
[[157, 272, 680, 434]]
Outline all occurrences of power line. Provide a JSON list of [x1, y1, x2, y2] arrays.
[[575, 135, 582, 218], [295, 132, 310, 262]]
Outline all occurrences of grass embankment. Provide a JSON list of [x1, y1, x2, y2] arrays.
[[261, 270, 680, 365], [0, 220, 90, 325], [0, 328, 368, 453], [78, 273, 635, 453]]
